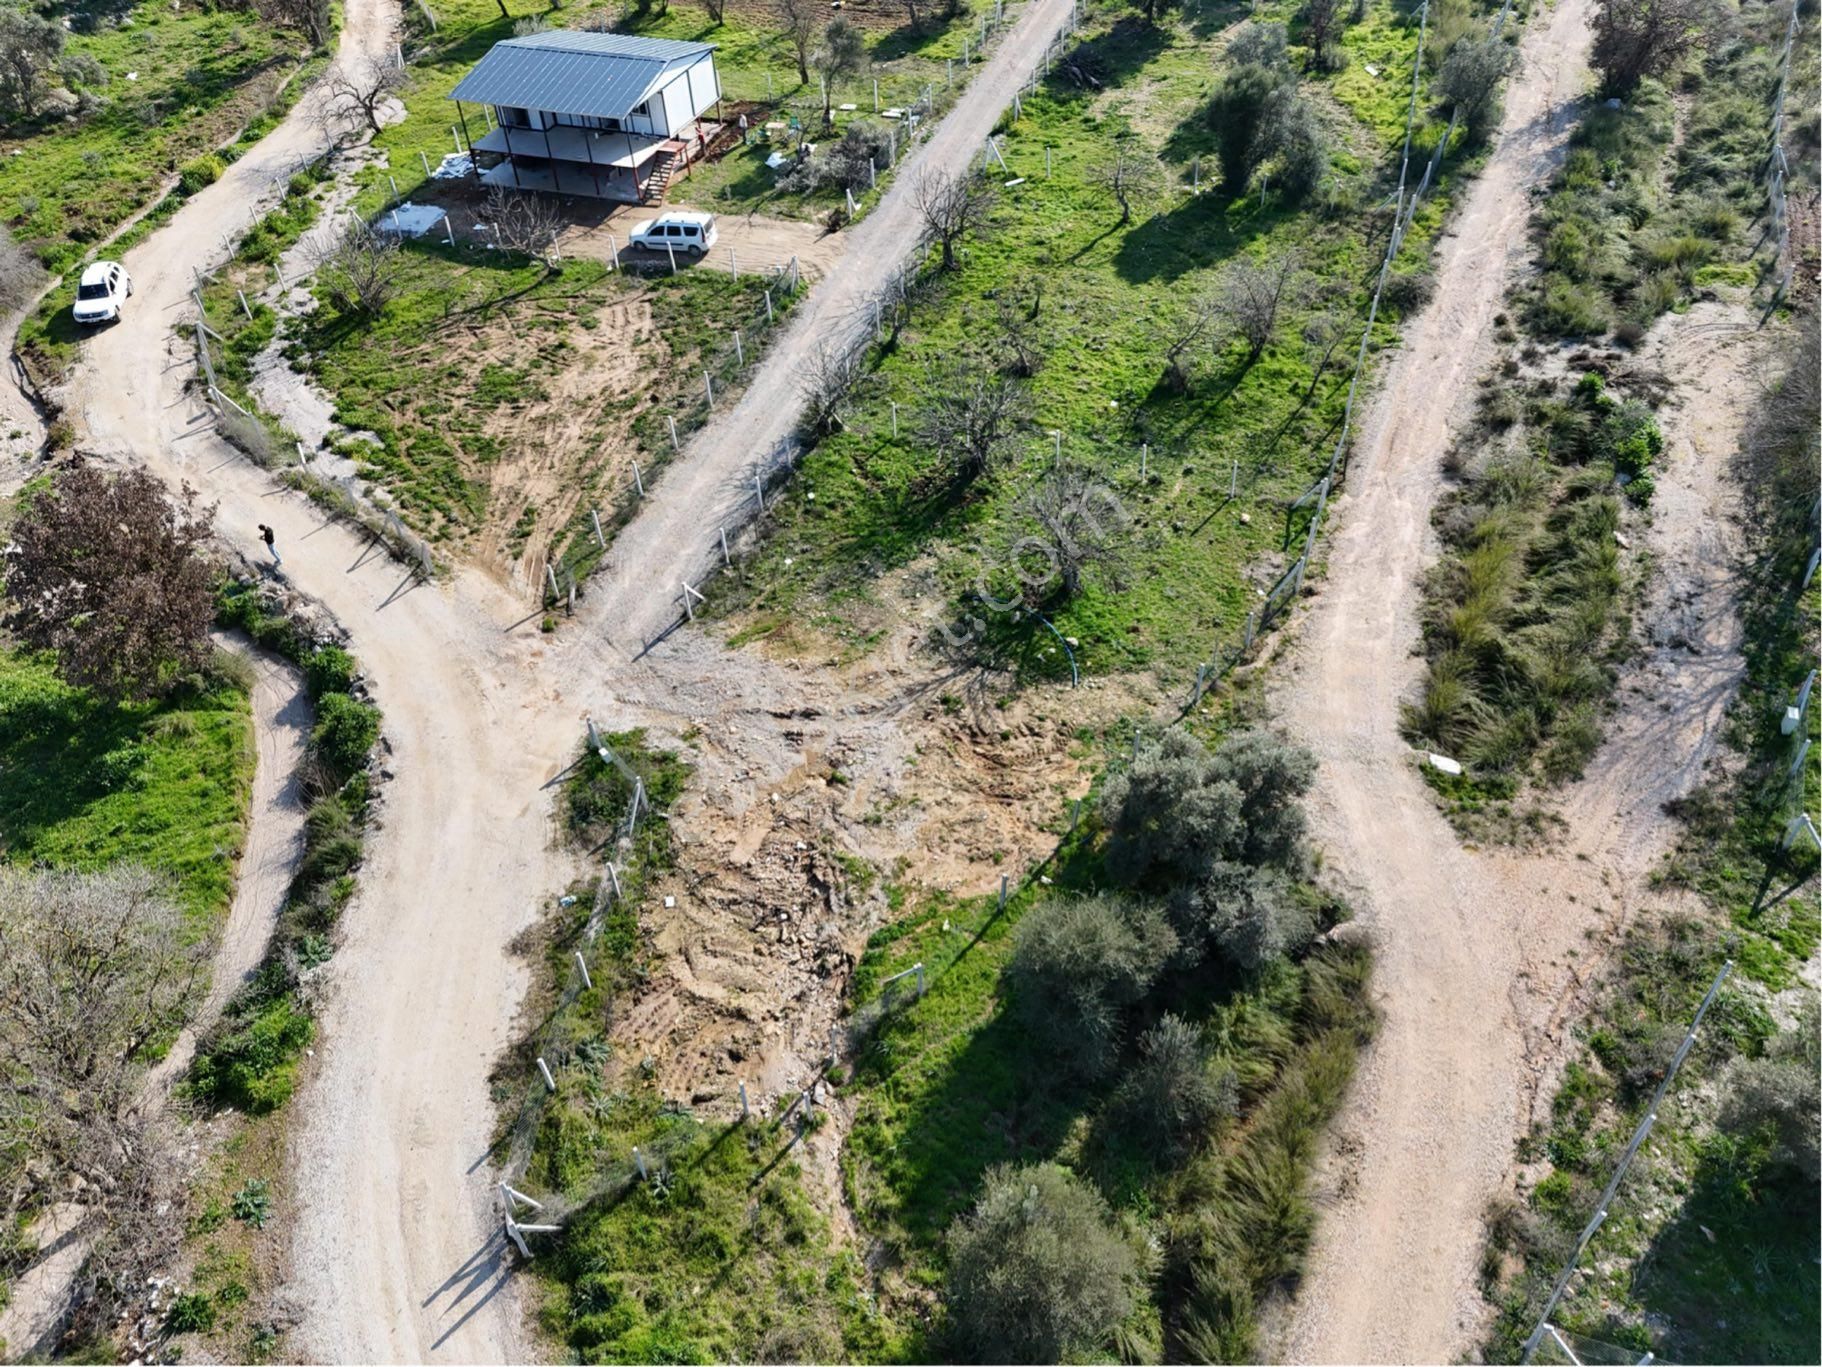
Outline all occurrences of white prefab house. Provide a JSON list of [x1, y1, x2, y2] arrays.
[[451, 30, 722, 203]]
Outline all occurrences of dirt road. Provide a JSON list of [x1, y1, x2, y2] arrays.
[[28, 0, 1086, 1359], [0, 642, 307, 1357], [1272, 0, 1771, 1355], [583, 0, 1079, 648]]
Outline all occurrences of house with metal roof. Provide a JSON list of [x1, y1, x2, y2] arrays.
[[450, 30, 722, 203]]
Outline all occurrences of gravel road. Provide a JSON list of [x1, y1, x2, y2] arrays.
[[34, 0, 1080, 1359], [585, 0, 1079, 649]]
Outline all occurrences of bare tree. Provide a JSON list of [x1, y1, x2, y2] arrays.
[[913, 356, 1030, 484], [781, 0, 818, 85], [1088, 142, 1162, 225], [702, 0, 728, 24], [313, 218, 402, 316], [813, 17, 868, 124], [993, 282, 1046, 377], [484, 186, 562, 266], [3, 459, 216, 701], [1592, 0, 1721, 94], [799, 337, 864, 438], [1159, 291, 1224, 391], [0, 867, 204, 1227], [316, 57, 407, 142], [256, 0, 334, 49], [1214, 252, 1302, 367], [1012, 462, 1133, 601], [916, 167, 996, 270]]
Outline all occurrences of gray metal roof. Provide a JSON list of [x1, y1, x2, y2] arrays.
[[449, 30, 716, 119]]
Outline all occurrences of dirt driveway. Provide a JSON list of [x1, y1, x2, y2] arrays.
[[558, 206, 850, 284]]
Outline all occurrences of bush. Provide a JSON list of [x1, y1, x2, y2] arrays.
[[1111, 1013, 1239, 1161], [165, 1291, 218, 1334], [1100, 729, 1318, 968], [1006, 893, 1176, 1078], [1533, 275, 1612, 336], [189, 994, 313, 1112], [303, 645, 356, 700], [312, 690, 378, 777], [944, 1162, 1140, 1363], [179, 154, 227, 195], [1592, 397, 1662, 477], [1718, 999, 1820, 1182]]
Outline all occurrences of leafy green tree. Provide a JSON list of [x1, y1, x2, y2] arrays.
[[1007, 893, 1176, 1077], [813, 17, 867, 123], [0, 8, 64, 122], [1209, 61, 1289, 191], [1100, 729, 1319, 968], [1112, 1013, 1238, 1161], [945, 1162, 1141, 1362]]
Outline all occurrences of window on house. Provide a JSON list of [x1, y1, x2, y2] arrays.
[[499, 106, 531, 127]]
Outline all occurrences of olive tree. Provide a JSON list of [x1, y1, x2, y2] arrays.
[[945, 1162, 1141, 1362], [1435, 34, 1516, 144], [1100, 728, 1319, 969], [0, 8, 63, 122], [3, 458, 216, 701], [1006, 893, 1176, 1078], [1111, 1014, 1239, 1161], [813, 17, 867, 123]]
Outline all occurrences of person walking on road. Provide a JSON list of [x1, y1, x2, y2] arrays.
[[257, 523, 281, 566]]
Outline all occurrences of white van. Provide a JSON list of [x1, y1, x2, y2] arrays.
[[628, 210, 718, 258]]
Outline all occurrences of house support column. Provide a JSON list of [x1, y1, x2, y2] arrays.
[[456, 101, 479, 184]]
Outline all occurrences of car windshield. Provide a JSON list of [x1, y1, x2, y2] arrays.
[[76, 281, 110, 300]]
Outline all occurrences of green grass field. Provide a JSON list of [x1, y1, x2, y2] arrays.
[[0, 649, 253, 926], [0, 2, 314, 276], [711, 0, 1459, 685]]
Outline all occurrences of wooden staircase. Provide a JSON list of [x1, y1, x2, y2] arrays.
[[642, 148, 682, 204]]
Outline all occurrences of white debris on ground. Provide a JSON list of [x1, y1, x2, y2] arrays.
[[372, 201, 448, 239], [429, 151, 473, 180]]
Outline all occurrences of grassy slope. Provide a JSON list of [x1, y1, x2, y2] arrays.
[[711, 0, 1459, 683], [0, 2, 311, 275], [838, 819, 1372, 1360], [0, 649, 253, 926]]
